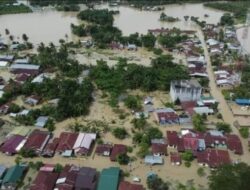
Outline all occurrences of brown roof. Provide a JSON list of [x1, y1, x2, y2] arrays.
[[226, 134, 243, 155], [119, 181, 145, 190], [56, 132, 78, 153], [95, 144, 112, 155], [30, 171, 59, 190], [197, 149, 231, 168], [42, 138, 59, 157], [181, 101, 196, 115], [24, 130, 50, 153], [151, 143, 167, 155], [110, 144, 127, 161], [170, 152, 181, 164], [166, 131, 179, 147]]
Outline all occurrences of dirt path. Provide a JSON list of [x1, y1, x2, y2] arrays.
[[198, 30, 250, 164]]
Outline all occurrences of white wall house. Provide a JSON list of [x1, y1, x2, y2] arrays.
[[170, 80, 202, 102]]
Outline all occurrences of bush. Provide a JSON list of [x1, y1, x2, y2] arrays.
[[153, 48, 163, 55], [216, 122, 232, 133], [184, 161, 191, 168], [117, 153, 130, 165], [197, 167, 206, 177], [217, 113, 223, 119], [182, 150, 193, 162], [239, 127, 249, 139], [124, 95, 142, 110], [112, 127, 128, 139], [127, 146, 133, 153]]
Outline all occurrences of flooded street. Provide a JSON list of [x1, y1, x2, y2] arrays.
[[237, 26, 250, 54], [0, 3, 226, 45]]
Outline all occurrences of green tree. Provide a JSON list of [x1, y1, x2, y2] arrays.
[[182, 150, 194, 162], [131, 117, 147, 130], [239, 127, 249, 139], [117, 153, 130, 165], [147, 174, 169, 190], [112, 127, 128, 139], [216, 122, 232, 133], [209, 163, 250, 190], [54, 163, 63, 173], [124, 95, 142, 110], [192, 114, 206, 132], [141, 33, 156, 48]]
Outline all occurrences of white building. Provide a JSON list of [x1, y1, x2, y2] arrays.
[[170, 80, 202, 102]]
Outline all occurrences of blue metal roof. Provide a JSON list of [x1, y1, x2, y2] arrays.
[[235, 99, 250, 105]]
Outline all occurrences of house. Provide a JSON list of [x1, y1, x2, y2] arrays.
[[198, 96, 217, 106], [31, 73, 50, 83], [226, 134, 243, 155], [55, 164, 79, 190], [197, 149, 231, 168], [25, 95, 41, 106], [170, 152, 181, 166], [9, 63, 40, 75], [73, 133, 96, 156], [23, 130, 50, 155], [56, 132, 78, 156], [14, 58, 29, 64], [119, 181, 145, 190], [235, 99, 250, 106], [151, 143, 167, 156], [35, 116, 49, 128], [127, 44, 137, 51], [30, 170, 59, 190], [110, 144, 127, 161], [144, 155, 163, 165], [204, 130, 227, 148], [0, 55, 14, 62], [154, 108, 179, 125], [181, 101, 196, 115], [187, 56, 206, 65], [95, 144, 113, 156], [206, 39, 219, 46], [144, 97, 153, 105], [42, 138, 59, 157], [75, 167, 98, 190], [2, 165, 27, 190], [166, 131, 179, 148], [40, 164, 55, 172], [170, 80, 202, 102], [15, 73, 31, 84], [0, 135, 25, 155], [97, 167, 120, 190], [193, 107, 214, 115]]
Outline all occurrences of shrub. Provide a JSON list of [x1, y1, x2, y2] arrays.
[[184, 161, 191, 168], [112, 127, 128, 139], [197, 167, 206, 177], [239, 127, 249, 139]]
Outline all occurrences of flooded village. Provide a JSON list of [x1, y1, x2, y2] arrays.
[[0, 1, 250, 190]]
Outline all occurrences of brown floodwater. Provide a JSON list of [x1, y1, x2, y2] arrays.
[[0, 3, 225, 45]]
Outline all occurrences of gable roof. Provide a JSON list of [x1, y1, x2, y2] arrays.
[[75, 167, 97, 190], [56, 165, 79, 190], [57, 132, 78, 153], [30, 171, 59, 190], [110, 144, 127, 161], [0, 135, 25, 154], [151, 143, 167, 154], [2, 165, 26, 184], [166, 131, 179, 147], [24, 130, 50, 152], [97, 167, 120, 190]]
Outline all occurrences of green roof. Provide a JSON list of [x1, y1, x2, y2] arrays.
[[97, 167, 120, 190], [2, 165, 26, 184], [201, 96, 214, 100]]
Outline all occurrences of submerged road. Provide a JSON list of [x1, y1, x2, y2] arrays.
[[198, 29, 250, 164]]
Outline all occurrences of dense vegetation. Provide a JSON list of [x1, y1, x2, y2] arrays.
[[204, 1, 250, 23], [209, 163, 250, 190], [0, 4, 32, 15], [90, 55, 189, 104]]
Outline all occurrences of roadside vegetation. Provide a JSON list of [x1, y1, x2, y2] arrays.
[[0, 4, 32, 15]]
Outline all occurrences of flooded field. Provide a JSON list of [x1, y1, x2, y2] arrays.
[[0, 3, 226, 45]]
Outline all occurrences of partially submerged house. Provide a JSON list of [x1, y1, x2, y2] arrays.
[[0, 135, 26, 155], [170, 152, 181, 166], [97, 167, 120, 190], [35, 116, 49, 128], [119, 181, 145, 190], [75, 167, 98, 190], [42, 138, 59, 157], [56, 132, 78, 156], [10, 63, 40, 75], [95, 144, 113, 156], [144, 155, 163, 165], [23, 130, 50, 155], [25, 95, 41, 106], [110, 144, 127, 162], [154, 108, 179, 125], [73, 133, 96, 156]]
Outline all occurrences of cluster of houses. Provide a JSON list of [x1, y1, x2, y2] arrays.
[[214, 69, 240, 87], [0, 164, 145, 190]]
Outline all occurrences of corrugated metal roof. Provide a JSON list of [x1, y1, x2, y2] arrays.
[[97, 167, 120, 190], [10, 64, 40, 70]]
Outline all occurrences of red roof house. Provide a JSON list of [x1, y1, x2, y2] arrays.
[[170, 152, 181, 165], [56, 132, 78, 154], [154, 108, 179, 125], [95, 144, 113, 156], [0, 135, 25, 155], [110, 144, 127, 161], [166, 131, 179, 147], [197, 149, 231, 168], [151, 143, 167, 156], [226, 134, 243, 155], [42, 138, 59, 157], [181, 101, 196, 115], [23, 130, 50, 155], [30, 170, 59, 190], [119, 181, 145, 190]]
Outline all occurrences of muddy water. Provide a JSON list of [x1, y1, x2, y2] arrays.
[[237, 27, 250, 54], [0, 3, 225, 45]]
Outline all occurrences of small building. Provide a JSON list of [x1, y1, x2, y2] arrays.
[[170, 152, 181, 166], [95, 144, 113, 156], [144, 155, 163, 165], [110, 144, 127, 162], [10, 63, 40, 75], [226, 134, 243, 155], [75, 167, 98, 190], [193, 106, 214, 115], [127, 44, 137, 51], [235, 99, 250, 106], [0, 55, 14, 62], [15, 73, 31, 84], [73, 133, 96, 156], [170, 80, 202, 102], [2, 165, 27, 190], [42, 138, 59, 157], [154, 108, 179, 125], [119, 181, 145, 190], [0, 135, 25, 155], [14, 58, 29, 64], [151, 143, 167, 156], [56, 132, 78, 156], [97, 167, 120, 190], [55, 164, 78, 190], [30, 170, 59, 190], [144, 96, 153, 105], [23, 130, 50, 155], [25, 95, 41, 106], [35, 116, 49, 128], [31, 73, 50, 83]]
